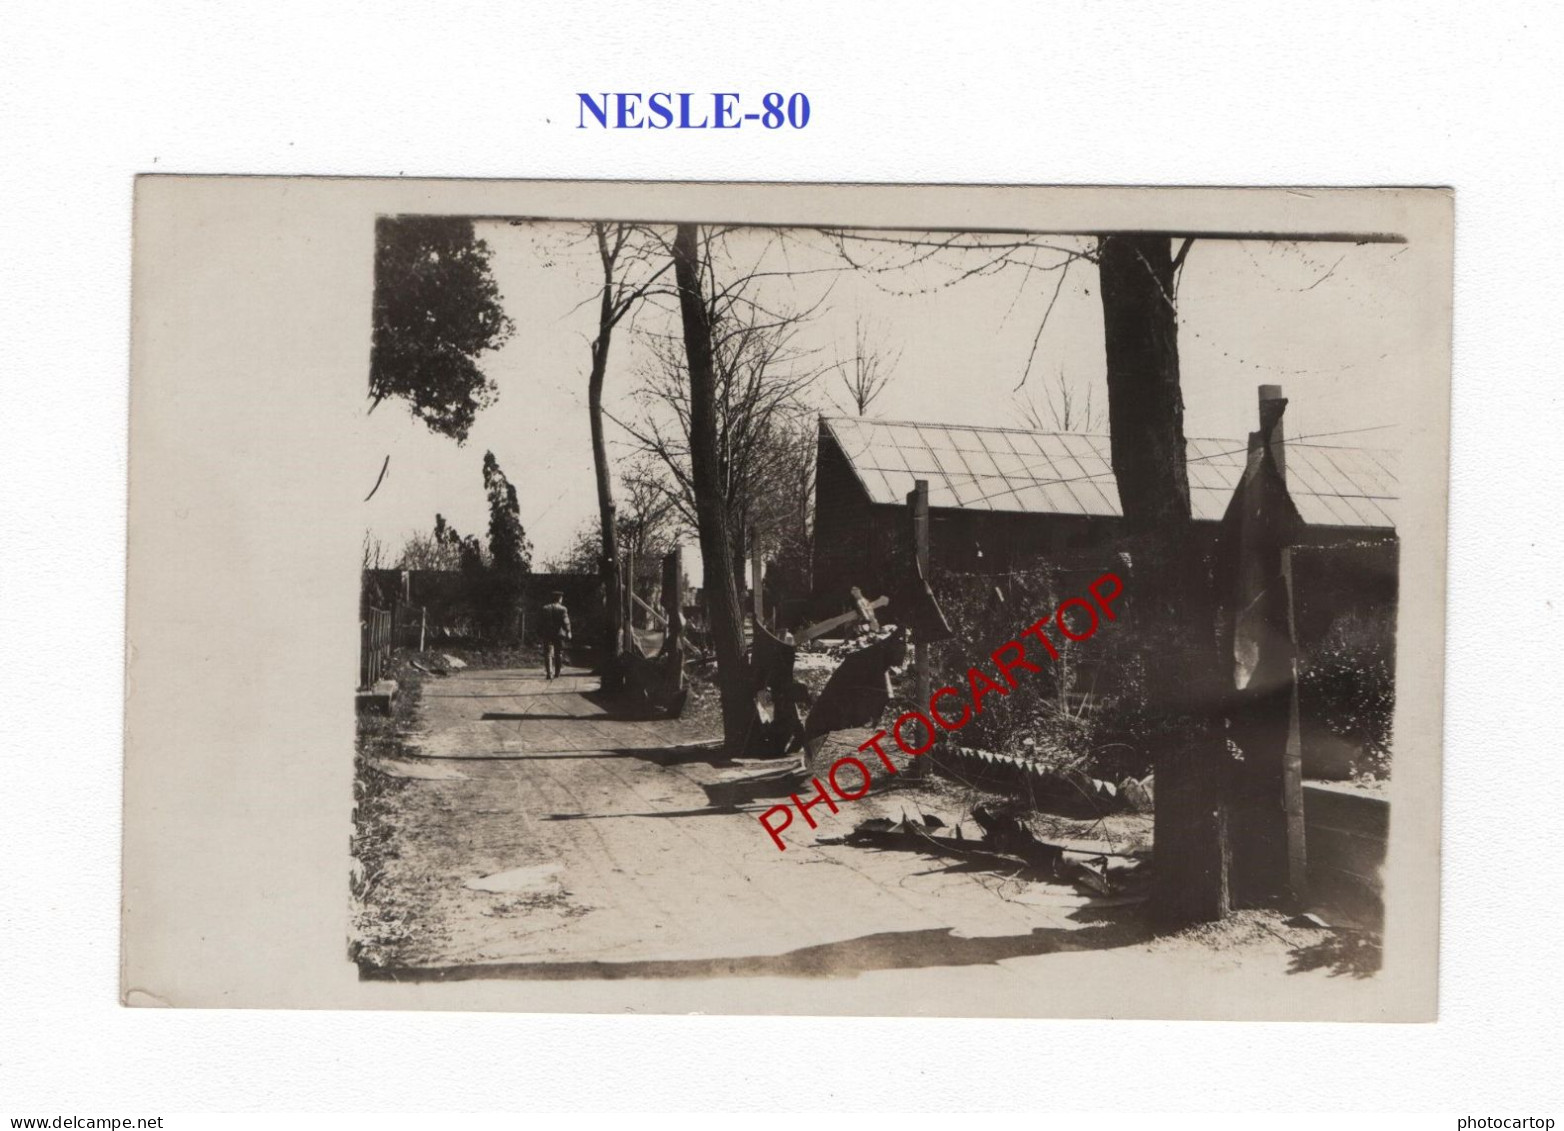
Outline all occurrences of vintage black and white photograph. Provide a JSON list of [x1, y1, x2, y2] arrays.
[[336, 195, 1442, 1010]]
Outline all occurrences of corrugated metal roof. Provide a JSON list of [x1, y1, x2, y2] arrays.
[[823, 416, 1397, 529]]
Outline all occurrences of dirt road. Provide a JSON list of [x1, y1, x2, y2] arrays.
[[354, 664, 1379, 1015]]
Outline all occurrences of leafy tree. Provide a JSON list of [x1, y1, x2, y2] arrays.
[[482, 451, 532, 577], [477, 453, 531, 640], [370, 216, 515, 443], [444, 514, 488, 576]]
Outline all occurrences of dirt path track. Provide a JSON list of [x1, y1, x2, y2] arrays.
[[371, 666, 1113, 974], [360, 665, 1378, 1018]]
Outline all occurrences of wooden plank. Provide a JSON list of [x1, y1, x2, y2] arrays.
[[908, 480, 931, 782], [1303, 784, 1390, 839], [794, 595, 890, 644], [633, 591, 668, 626]]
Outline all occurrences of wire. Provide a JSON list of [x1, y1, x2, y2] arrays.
[[856, 424, 1397, 511]]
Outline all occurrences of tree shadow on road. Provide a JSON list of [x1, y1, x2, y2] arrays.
[[543, 805, 752, 821], [540, 757, 805, 821], [624, 742, 757, 770], [478, 688, 651, 722], [359, 916, 1149, 983], [1286, 928, 1382, 979]]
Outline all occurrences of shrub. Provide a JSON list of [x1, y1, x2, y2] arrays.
[[1298, 607, 1395, 780], [924, 566, 1152, 778]]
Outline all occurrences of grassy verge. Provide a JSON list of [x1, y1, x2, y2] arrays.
[[348, 656, 426, 969]]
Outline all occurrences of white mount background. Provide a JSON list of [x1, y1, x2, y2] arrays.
[[2, 0, 1560, 1114]]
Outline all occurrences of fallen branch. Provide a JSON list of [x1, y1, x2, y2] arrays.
[[820, 810, 1148, 899]]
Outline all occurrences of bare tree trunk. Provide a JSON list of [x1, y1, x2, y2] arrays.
[[1098, 234, 1231, 927], [588, 336, 624, 687], [1100, 236, 1193, 533], [672, 223, 754, 751], [588, 226, 625, 689]]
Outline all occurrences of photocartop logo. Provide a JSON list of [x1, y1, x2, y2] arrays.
[[759, 571, 1126, 850]]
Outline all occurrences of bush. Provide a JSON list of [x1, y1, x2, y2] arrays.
[[925, 566, 1152, 779], [1298, 607, 1395, 780]]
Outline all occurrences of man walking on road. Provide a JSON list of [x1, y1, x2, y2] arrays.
[[541, 590, 571, 680]]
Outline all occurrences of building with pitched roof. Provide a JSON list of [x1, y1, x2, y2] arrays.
[[810, 409, 1398, 612]]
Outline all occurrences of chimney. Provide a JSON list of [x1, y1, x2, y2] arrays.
[[1257, 383, 1288, 485]]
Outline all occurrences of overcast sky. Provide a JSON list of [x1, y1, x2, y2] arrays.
[[361, 222, 1419, 569]]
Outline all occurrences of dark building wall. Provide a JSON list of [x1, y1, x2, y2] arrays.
[[928, 508, 1125, 574], [809, 430, 881, 618], [811, 427, 1120, 615], [812, 496, 1136, 618], [812, 423, 1164, 613], [812, 426, 1394, 607]]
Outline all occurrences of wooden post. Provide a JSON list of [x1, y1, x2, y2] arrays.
[[419, 606, 427, 653], [616, 547, 628, 644], [908, 480, 931, 778], [1221, 387, 1307, 906], [662, 546, 685, 649]]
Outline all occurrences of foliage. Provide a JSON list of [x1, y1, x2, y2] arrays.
[[349, 660, 423, 969], [473, 452, 532, 638], [927, 564, 1395, 786], [926, 566, 1152, 782], [388, 454, 534, 641], [397, 513, 484, 572], [482, 451, 532, 577], [444, 514, 487, 575], [549, 520, 603, 576], [550, 464, 688, 582], [369, 216, 515, 443], [1298, 607, 1396, 780]]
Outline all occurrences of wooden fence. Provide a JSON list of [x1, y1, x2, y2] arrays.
[[393, 602, 427, 652], [360, 606, 392, 690], [1302, 781, 1388, 925], [361, 569, 606, 647]]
